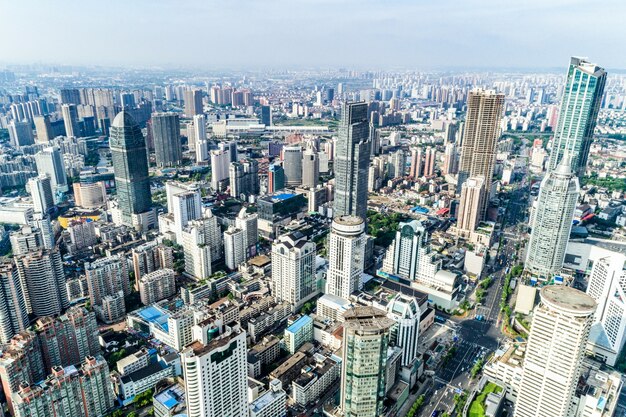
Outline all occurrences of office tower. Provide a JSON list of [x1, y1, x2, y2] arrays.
[[193, 114, 208, 162], [218, 140, 238, 163], [514, 286, 596, 417], [229, 159, 259, 199], [152, 112, 182, 168], [0, 262, 29, 344], [120, 92, 135, 108], [60, 88, 81, 104], [181, 323, 247, 417], [166, 181, 203, 242], [548, 57, 607, 175], [268, 163, 285, 193], [334, 102, 371, 220], [15, 249, 68, 318], [61, 104, 81, 138], [131, 241, 174, 288], [442, 142, 459, 175], [326, 216, 366, 300], [456, 176, 486, 233], [525, 156, 578, 279], [35, 306, 100, 369], [424, 146, 437, 177], [235, 207, 258, 258], [340, 307, 394, 417], [388, 149, 406, 178], [409, 148, 422, 178], [110, 111, 153, 228], [184, 89, 203, 117], [73, 181, 107, 209], [27, 175, 54, 214], [271, 231, 317, 309], [458, 89, 504, 217], [302, 145, 320, 188], [210, 149, 230, 191], [0, 331, 46, 415], [283, 145, 303, 186], [84, 255, 129, 323], [139, 269, 176, 305], [34, 147, 68, 203], [224, 226, 246, 270], [386, 294, 420, 367], [384, 219, 432, 281], [261, 105, 272, 126], [8, 120, 35, 147]]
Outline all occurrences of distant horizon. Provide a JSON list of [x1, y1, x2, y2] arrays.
[[1, 0, 624, 71]]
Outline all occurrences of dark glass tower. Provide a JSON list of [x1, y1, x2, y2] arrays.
[[110, 111, 152, 225], [152, 112, 182, 168], [334, 102, 371, 220]]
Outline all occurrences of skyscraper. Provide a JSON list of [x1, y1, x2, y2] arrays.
[[424, 146, 437, 177], [442, 142, 459, 175], [224, 226, 246, 270], [27, 175, 54, 214], [210, 149, 230, 191], [525, 156, 579, 279], [458, 89, 504, 218], [152, 112, 182, 168], [33, 115, 52, 143], [0, 262, 29, 344], [268, 163, 285, 194], [409, 148, 422, 179], [456, 176, 486, 233], [84, 255, 129, 323], [326, 216, 366, 300], [340, 307, 394, 417], [235, 207, 258, 258], [386, 294, 420, 367], [547, 57, 607, 175], [181, 323, 248, 417], [61, 104, 81, 138], [110, 111, 153, 228], [261, 105, 272, 127], [514, 286, 596, 417], [334, 102, 371, 220], [271, 231, 317, 309], [8, 121, 35, 147], [184, 89, 203, 117], [193, 114, 208, 162], [35, 147, 68, 203], [302, 144, 320, 188], [283, 145, 303, 186]]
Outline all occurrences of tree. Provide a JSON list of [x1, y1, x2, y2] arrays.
[[127, 412, 139, 417]]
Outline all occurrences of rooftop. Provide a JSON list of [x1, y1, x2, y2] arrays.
[[540, 285, 596, 315], [286, 315, 313, 334]]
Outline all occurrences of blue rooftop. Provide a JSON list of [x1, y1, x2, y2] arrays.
[[286, 315, 313, 334], [272, 193, 296, 201], [137, 305, 170, 332], [154, 385, 184, 410]]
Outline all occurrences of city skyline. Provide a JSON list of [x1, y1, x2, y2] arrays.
[[1, 0, 626, 70]]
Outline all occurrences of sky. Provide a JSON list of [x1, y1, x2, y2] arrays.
[[0, 0, 624, 71]]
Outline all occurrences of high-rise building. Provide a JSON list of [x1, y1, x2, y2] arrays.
[[388, 149, 405, 179], [27, 175, 54, 214], [8, 120, 35, 147], [456, 176, 486, 233], [268, 164, 285, 194], [181, 212, 222, 281], [302, 145, 320, 188], [261, 105, 272, 127], [271, 231, 317, 309], [384, 219, 436, 282], [33, 115, 53, 143], [525, 156, 578, 279], [15, 249, 68, 318], [218, 140, 238, 163], [547, 57, 607, 175], [229, 159, 259, 199], [10, 225, 44, 256], [409, 148, 422, 179], [184, 89, 203, 117], [181, 323, 248, 417], [340, 307, 394, 417], [193, 114, 208, 162], [35, 147, 68, 203], [235, 207, 258, 258], [152, 112, 182, 168], [210, 149, 230, 191], [224, 226, 246, 270], [139, 269, 176, 305], [73, 181, 107, 209], [60, 88, 81, 105], [132, 241, 174, 288], [334, 102, 371, 220], [165, 181, 203, 242], [442, 142, 459, 175], [61, 104, 81, 138], [514, 286, 596, 417], [326, 216, 366, 300], [283, 145, 303, 187], [110, 111, 153, 229], [84, 255, 129, 323], [424, 146, 437, 177], [0, 262, 29, 344], [458, 89, 504, 218], [386, 294, 420, 367]]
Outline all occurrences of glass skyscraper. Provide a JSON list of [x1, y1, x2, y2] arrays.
[[548, 57, 606, 175], [110, 111, 152, 225]]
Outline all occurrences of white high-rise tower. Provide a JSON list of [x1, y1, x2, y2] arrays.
[[325, 216, 366, 301]]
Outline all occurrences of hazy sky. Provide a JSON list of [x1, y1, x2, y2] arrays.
[[1, 0, 624, 70]]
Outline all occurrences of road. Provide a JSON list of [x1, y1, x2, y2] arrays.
[[414, 166, 531, 417]]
